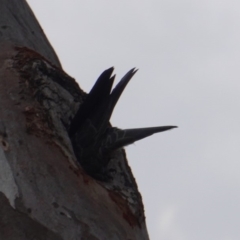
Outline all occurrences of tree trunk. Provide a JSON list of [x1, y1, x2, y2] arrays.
[[0, 0, 149, 239]]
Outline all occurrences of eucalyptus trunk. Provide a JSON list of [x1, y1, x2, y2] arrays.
[[0, 1, 149, 239]]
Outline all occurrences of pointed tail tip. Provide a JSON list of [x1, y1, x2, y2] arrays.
[[104, 67, 114, 75], [148, 125, 177, 134], [163, 126, 178, 131], [104, 67, 138, 78], [130, 68, 138, 75], [108, 66, 114, 71]]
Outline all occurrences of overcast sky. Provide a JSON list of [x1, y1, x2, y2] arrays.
[[27, 1, 240, 239]]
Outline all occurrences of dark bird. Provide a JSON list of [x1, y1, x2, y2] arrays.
[[69, 67, 177, 179]]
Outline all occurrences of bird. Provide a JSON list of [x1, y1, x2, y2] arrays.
[[69, 67, 177, 179]]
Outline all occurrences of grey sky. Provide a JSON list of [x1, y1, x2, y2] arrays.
[[27, 1, 240, 239]]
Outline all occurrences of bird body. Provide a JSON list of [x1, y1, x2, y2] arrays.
[[69, 67, 177, 179]]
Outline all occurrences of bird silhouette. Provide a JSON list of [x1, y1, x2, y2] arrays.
[[69, 67, 177, 179]]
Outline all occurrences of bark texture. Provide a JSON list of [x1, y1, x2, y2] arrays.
[[0, 1, 149, 239], [0, 0, 61, 67]]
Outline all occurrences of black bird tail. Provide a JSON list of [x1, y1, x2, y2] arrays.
[[88, 68, 137, 136], [69, 67, 177, 180], [107, 68, 138, 119], [102, 126, 177, 151], [69, 67, 115, 136]]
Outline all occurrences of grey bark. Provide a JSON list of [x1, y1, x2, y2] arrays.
[[0, 0, 61, 67], [0, 0, 149, 239]]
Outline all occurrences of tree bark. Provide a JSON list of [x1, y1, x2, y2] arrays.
[[0, 1, 149, 239]]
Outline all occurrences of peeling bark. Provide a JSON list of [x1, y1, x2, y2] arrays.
[[0, 1, 149, 239]]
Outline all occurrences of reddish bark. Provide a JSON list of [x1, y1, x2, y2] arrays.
[[0, 1, 149, 238]]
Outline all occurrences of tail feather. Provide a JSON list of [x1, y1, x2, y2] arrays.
[[103, 126, 177, 151], [69, 67, 114, 136], [106, 68, 137, 120], [89, 68, 137, 136]]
